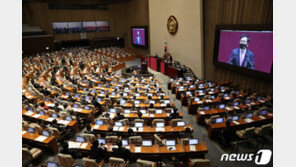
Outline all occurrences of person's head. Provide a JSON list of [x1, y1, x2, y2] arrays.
[[226, 118, 231, 127], [52, 119, 57, 124], [86, 124, 91, 131], [40, 102, 45, 107], [63, 103, 68, 109], [117, 140, 123, 148], [185, 127, 191, 133], [173, 108, 178, 113], [92, 140, 99, 147], [239, 35, 250, 49], [61, 142, 69, 150]]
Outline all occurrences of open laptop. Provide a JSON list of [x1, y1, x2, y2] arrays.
[[204, 106, 210, 111], [66, 116, 72, 121]]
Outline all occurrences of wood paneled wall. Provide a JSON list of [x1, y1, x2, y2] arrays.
[[203, 0, 273, 94], [22, 0, 150, 56]]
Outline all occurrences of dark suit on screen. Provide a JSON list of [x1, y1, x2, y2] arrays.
[[228, 48, 254, 70]]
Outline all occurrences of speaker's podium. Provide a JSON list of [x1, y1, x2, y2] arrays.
[[140, 61, 148, 74]]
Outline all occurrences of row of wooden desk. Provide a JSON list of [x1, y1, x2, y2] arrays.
[[72, 142, 208, 160], [207, 113, 273, 139]]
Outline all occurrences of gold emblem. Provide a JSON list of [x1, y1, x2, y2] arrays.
[[167, 15, 178, 35]]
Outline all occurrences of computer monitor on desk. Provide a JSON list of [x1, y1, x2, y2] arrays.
[[76, 136, 85, 142], [156, 122, 164, 127], [115, 122, 123, 127], [47, 161, 58, 167], [84, 106, 90, 110], [189, 139, 199, 145], [135, 122, 143, 128], [142, 140, 152, 147], [66, 116, 72, 121], [166, 140, 176, 146], [215, 117, 224, 123], [177, 121, 186, 127], [231, 115, 239, 121], [96, 120, 104, 125], [244, 112, 254, 118], [42, 130, 50, 137], [122, 139, 128, 146], [52, 113, 58, 118], [98, 138, 106, 145], [27, 127, 35, 133], [110, 108, 116, 113], [219, 104, 226, 109], [156, 109, 163, 114], [204, 106, 210, 111], [259, 110, 268, 116]]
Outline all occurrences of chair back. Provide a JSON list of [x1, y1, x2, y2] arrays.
[[105, 136, 118, 144], [109, 157, 125, 167], [244, 127, 255, 139], [136, 159, 156, 167], [83, 134, 96, 142], [58, 153, 75, 167], [171, 119, 182, 127], [22, 148, 32, 161], [180, 138, 190, 145], [259, 124, 271, 136], [82, 157, 97, 167], [119, 119, 129, 126], [152, 119, 165, 127], [129, 136, 142, 145]]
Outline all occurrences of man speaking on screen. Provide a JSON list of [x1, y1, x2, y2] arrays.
[[228, 35, 254, 70]]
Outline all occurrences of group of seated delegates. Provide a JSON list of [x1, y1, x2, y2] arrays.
[[97, 47, 136, 61], [22, 48, 207, 166], [167, 76, 273, 147]]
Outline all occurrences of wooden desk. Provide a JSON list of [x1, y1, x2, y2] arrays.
[[207, 113, 273, 139], [22, 110, 79, 132], [90, 124, 193, 135], [22, 131, 58, 154], [76, 142, 207, 160]]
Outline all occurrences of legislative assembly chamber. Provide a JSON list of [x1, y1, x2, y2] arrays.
[[21, 0, 273, 167]]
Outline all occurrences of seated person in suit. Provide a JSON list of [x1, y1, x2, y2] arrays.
[[170, 108, 180, 119], [49, 119, 65, 132], [181, 127, 193, 139], [219, 118, 235, 147], [112, 140, 131, 162], [60, 142, 81, 159], [84, 124, 94, 134], [89, 140, 108, 163]]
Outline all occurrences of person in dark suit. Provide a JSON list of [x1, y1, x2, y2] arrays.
[[220, 118, 235, 147], [228, 35, 254, 70], [60, 142, 81, 159], [89, 140, 108, 163], [112, 140, 131, 162]]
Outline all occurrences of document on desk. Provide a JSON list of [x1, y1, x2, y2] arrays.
[[110, 113, 115, 119], [259, 100, 265, 103], [224, 97, 230, 100], [113, 126, 119, 131], [131, 127, 137, 132], [143, 114, 149, 117], [161, 103, 166, 107], [58, 120, 69, 125], [150, 114, 154, 117], [234, 107, 240, 110], [190, 145, 196, 151], [46, 103, 55, 107], [46, 117, 55, 122], [156, 127, 165, 132], [80, 143, 88, 149], [199, 111, 205, 115], [259, 116, 266, 120], [33, 114, 41, 118], [125, 146, 130, 150], [22, 131, 27, 135], [138, 128, 143, 132], [93, 125, 99, 130], [232, 121, 240, 125], [134, 147, 141, 153], [205, 100, 212, 103], [24, 111, 34, 116], [267, 113, 273, 116], [197, 101, 203, 104], [226, 107, 232, 110], [244, 118, 254, 123], [68, 141, 81, 149], [167, 146, 176, 151], [34, 136, 47, 142], [119, 127, 124, 131]]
